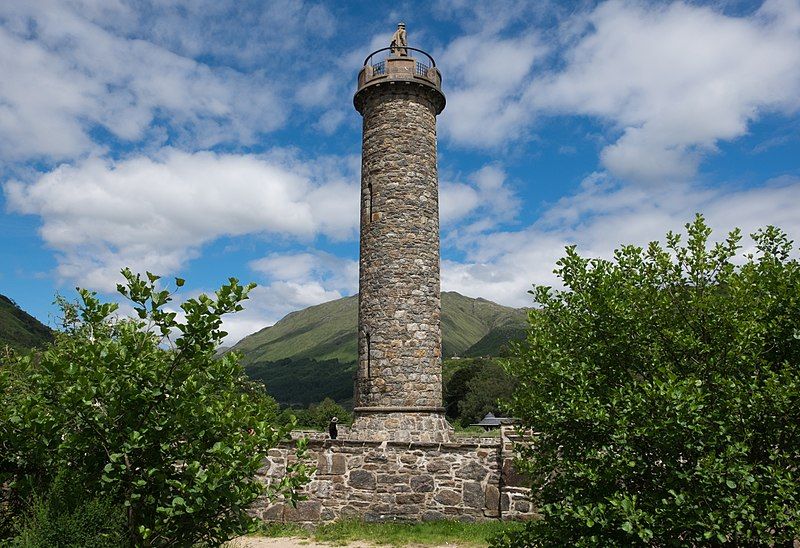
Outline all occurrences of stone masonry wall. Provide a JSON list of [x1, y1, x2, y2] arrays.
[[355, 86, 443, 411], [251, 430, 535, 525]]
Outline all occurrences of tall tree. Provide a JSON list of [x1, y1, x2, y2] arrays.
[[498, 216, 799, 546], [1, 271, 309, 546]]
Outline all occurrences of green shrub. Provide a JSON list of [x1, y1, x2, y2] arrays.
[[1, 271, 310, 546], [500, 216, 800, 546], [12, 470, 125, 547]]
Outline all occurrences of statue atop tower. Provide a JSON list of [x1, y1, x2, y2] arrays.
[[350, 26, 450, 443], [390, 22, 408, 56]]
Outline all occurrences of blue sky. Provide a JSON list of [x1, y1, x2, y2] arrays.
[[1, 0, 799, 344]]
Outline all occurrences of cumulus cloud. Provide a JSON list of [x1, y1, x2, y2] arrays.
[[438, 33, 544, 146], [441, 0, 800, 183], [250, 250, 358, 293], [4, 150, 359, 290], [440, 165, 520, 231], [532, 0, 800, 182], [443, 175, 800, 306], [0, 2, 287, 161]]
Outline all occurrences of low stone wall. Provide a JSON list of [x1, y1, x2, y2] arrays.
[[251, 429, 535, 525]]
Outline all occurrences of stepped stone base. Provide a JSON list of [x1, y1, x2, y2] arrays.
[[349, 408, 453, 443]]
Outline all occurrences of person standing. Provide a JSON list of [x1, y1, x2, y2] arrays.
[[328, 416, 339, 440]]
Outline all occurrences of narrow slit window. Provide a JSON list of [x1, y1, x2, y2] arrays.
[[367, 183, 374, 221], [366, 333, 371, 378]]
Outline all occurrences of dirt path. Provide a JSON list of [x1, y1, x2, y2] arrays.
[[231, 536, 479, 547], [231, 537, 373, 548]]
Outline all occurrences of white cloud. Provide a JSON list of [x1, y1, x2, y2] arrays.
[[439, 0, 800, 183], [250, 250, 358, 292], [0, 2, 287, 161], [440, 165, 520, 229], [4, 150, 359, 290], [442, 174, 800, 306], [438, 33, 543, 146], [531, 0, 800, 182]]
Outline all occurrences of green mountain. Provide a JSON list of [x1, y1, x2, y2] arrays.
[[232, 292, 527, 407], [0, 294, 53, 352]]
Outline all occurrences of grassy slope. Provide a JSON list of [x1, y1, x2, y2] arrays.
[[0, 294, 53, 352], [234, 295, 358, 364]]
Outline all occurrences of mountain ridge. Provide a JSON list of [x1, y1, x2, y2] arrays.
[[232, 291, 528, 407]]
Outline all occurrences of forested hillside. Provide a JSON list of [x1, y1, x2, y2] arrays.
[[0, 294, 52, 352]]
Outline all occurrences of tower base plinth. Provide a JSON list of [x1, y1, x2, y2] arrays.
[[348, 408, 452, 443]]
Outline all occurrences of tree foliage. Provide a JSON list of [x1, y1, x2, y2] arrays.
[[444, 358, 516, 425], [1, 270, 309, 546], [500, 216, 800, 546], [284, 398, 353, 430]]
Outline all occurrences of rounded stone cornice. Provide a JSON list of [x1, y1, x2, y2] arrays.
[[354, 79, 445, 116], [353, 406, 446, 414]]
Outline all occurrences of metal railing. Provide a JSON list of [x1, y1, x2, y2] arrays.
[[373, 60, 386, 75], [415, 61, 429, 76], [363, 46, 437, 69]]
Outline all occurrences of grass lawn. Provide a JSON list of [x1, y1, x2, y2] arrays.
[[255, 519, 524, 546]]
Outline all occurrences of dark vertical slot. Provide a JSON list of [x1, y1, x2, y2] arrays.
[[366, 333, 371, 378], [368, 182, 374, 221]]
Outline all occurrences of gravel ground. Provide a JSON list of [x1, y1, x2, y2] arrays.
[[230, 537, 378, 547], [230, 537, 475, 547]]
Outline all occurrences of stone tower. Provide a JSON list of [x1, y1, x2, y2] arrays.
[[350, 27, 451, 442]]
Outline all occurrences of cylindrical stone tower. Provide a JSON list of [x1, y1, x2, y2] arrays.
[[350, 30, 451, 443]]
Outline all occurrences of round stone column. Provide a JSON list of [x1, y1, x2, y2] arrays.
[[350, 49, 451, 442]]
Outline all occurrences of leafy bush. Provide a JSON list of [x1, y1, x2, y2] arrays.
[[1, 270, 309, 546], [500, 216, 800, 546], [11, 469, 125, 547]]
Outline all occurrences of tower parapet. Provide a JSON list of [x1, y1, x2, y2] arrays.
[[350, 28, 451, 443], [354, 47, 445, 115]]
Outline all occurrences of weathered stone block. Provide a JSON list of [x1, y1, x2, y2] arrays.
[[514, 499, 531, 513], [463, 481, 483, 508], [317, 453, 347, 475], [458, 514, 477, 523], [502, 458, 528, 488], [410, 474, 434, 492], [262, 504, 283, 521], [484, 485, 500, 517], [283, 501, 321, 522], [434, 489, 461, 506], [422, 510, 445, 521], [396, 493, 425, 504], [348, 469, 376, 490], [426, 459, 450, 473], [460, 461, 488, 482], [377, 473, 398, 484]]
